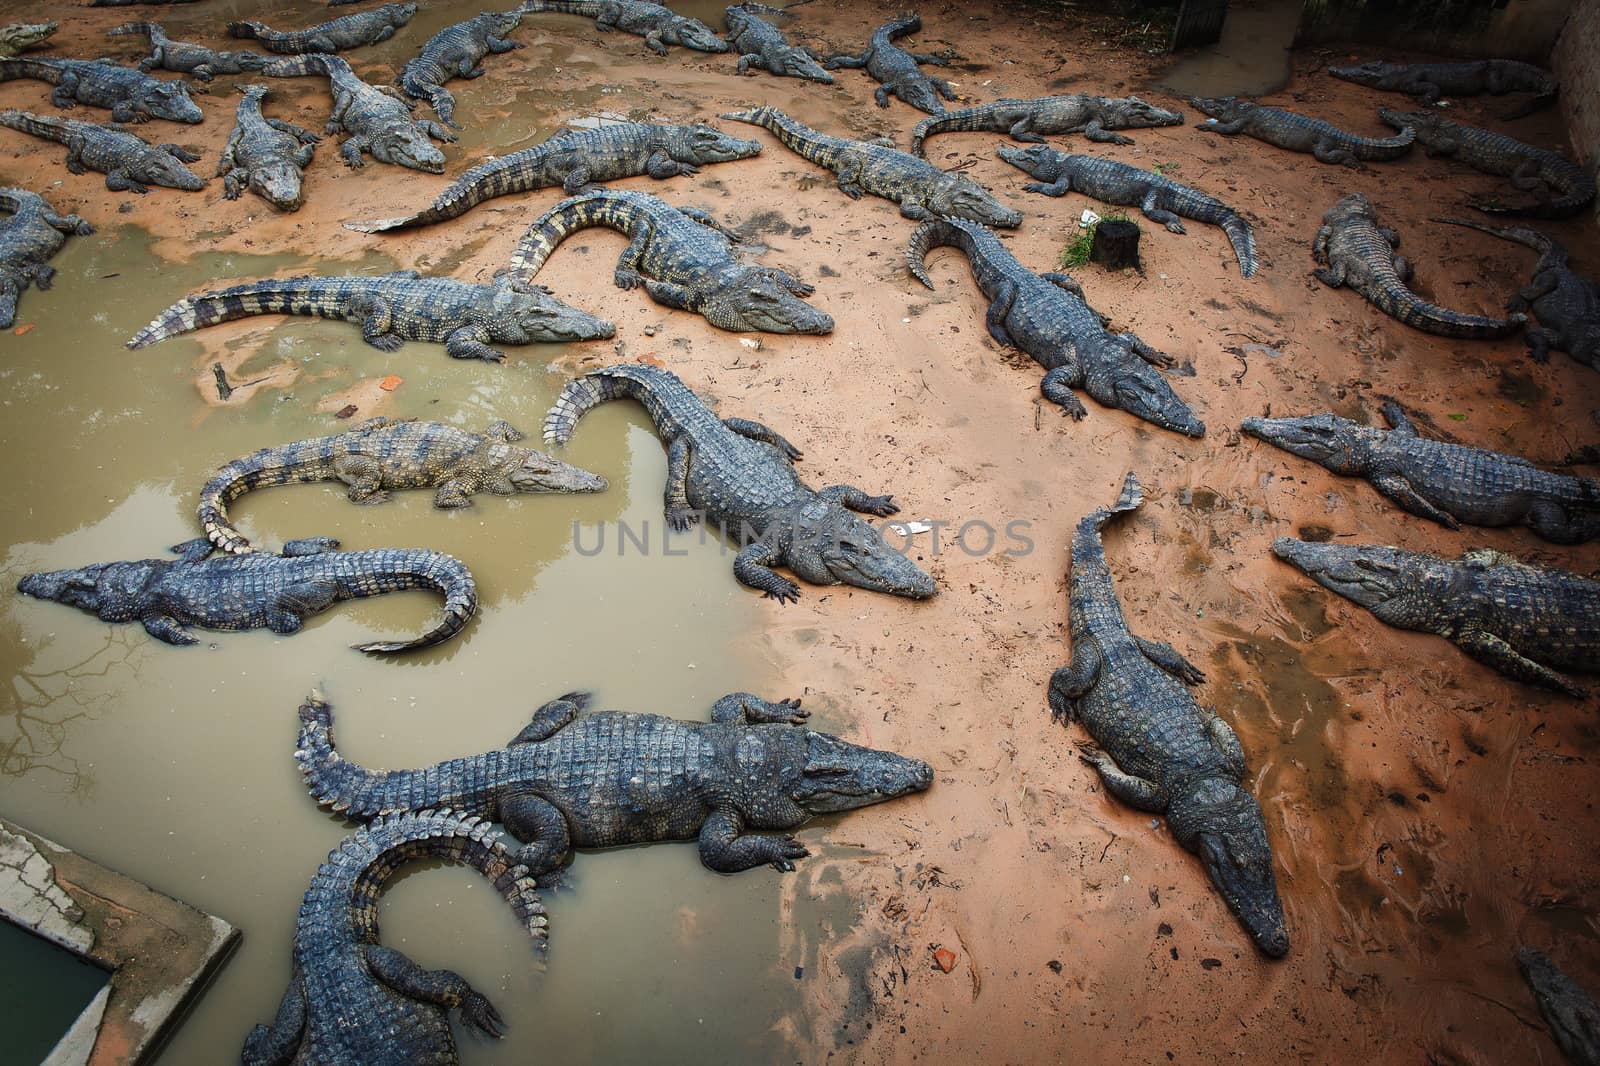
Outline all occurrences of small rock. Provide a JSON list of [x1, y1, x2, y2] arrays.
[[334, 404, 359, 419], [1157, 922, 1173, 937], [1046, 960, 1062, 974], [643, 325, 658, 336], [932, 947, 957, 973], [1201, 958, 1222, 970]]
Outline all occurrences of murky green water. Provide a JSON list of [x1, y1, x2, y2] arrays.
[[0, 919, 109, 1065]]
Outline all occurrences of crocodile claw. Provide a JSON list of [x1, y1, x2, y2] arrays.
[[763, 580, 802, 605], [460, 992, 506, 1039]]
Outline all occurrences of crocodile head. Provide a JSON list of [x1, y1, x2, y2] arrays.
[[1168, 777, 1289, 958], [0, 21, 56, 56], [508, 450, 608, 493], [138, 148, 207, 191], [1271, 538, 1423, 621], [247, 160, 306, 212], [994, 143, 1058, 179], [674, 123, 763, 164], [488, 10, 523, 34], [491, 282, 615, 343], [140, 79, 204, 125], [669, 16, 730, 53], [1328, 60, 1395, 87], [703, 268, 834, 334], [18, 560, 154, 620], [1100, 352, 1206, 438], [775, 49, 834, 84], [784, 498, 937, 600], [734, 726, 933, 825], [369, 126, 447, 174], [1189, 95, 1251, 121], [1377, 106, 1438, 135], [1104, 95, 1184, 128], [932, 175, 1023, 229], [1240, 413, 1372, 474]]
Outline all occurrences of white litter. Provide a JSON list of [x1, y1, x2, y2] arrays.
[[1078, 208, 1101, 229], [888, 521, 933, 535]]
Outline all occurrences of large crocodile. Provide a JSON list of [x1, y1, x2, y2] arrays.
[[296, 688, 933, 876], [0, 186, 92, 330], [508, 188, 833, 334], [907, 216, 1205, 437], [1331, 59, 1557, 117], [127, 271, 613, 361], [346, 121, 761, 232], [228, 3, 418, 55], [725, 2, 831, 83], [1191, 95, 1414, 167], [0, 56, 202, 124], [911, 93, 1183, 157], [544, 364, 937, 601], [825, 14, 953, 114], [1273, 539, 1600, 698], [264, 53, 454, 173], [241, 809, 546, 1066], [1518, 947, 1600, 1066], [1379, 107, 1595, 220], [1313, 192, 1524, 339], [1050, 473, 1288, 958], [517, 0, 728, 55], [723, 105, 1022, 226], [1242, 402, 1600, 543], [17, 538, 477, 653], [0, 22, 55, 59], [0, 109, 206, 193], [217, 84, 318, 212], [398, 10, 524, 128], [199, 417, 607, 555], [997, 145, 1257, 278], [90, 0, 201, 6], [108, 21, 270, 82]]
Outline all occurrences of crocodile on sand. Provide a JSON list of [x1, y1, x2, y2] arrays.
[[508, 188, 833, 334], [296, 688, 933, 877], [908, 216, 1205, 437], [217, 84, 318, 211], [398, 10, 524, 128], [0, 186, 92, 329], [1312, 192, 1524, 339], [346, 121, 762, 232], [826, 14, 953, 115], [517, 1, 728, 55], [1331, 59, 1557, 117], [18, 538, 477, 654], [0, 109, 206, 193], [264, 53, 455, 173], [725, 2, 832, 83], [0, 56, 203, 124], [228, 3, 417, 55], [1518, 947, 1600, 1066], [1190, 95, 1413, 167], [1273, 539, 1600, 698], [1051, 473, 1288, 958], [242, 810, 546, 1066], [199, 417, 607, 555], [997, 144, 1256, 277], [723, 105, 1022, 226], [127, 271, 613, 361], [911, 93, 1183, 157], [1242, 401, 1600, 543], [545, 364, 937, 602], [108, 21, 270, 82], [0, 22, 55, 59]]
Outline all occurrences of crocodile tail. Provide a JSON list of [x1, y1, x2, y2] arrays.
[[1381, 284, 1527, 340], [226, 20, 270, 41], [720, 106, 838, 165], [517, 2, 602, 14], [1474, 187, 1596, 221], [341, 549, 478, 653], [1220, 213, 1257, 278], [261, 53, 340, 79], [883, 14, 922, 39], [197, 438, 336, 555], [125, 277, 336, 348], [1082, 471, 1143, 538], [507, 191, 622, 285], [346, 145, 536, 232], [0, 56, 59, 83], [906, 219, 964, 289], [107, 21, 158, 40], [544, 363, 689, 446], [1431, 215, 1550, 255], [0, 109, 70, 144]]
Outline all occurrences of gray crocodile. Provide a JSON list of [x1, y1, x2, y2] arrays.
[[1379, 107, 1595, 220], [907, 216, 1204, 437], [1273, 539, 1600, 698], [911, 93, 1183, 157], [996, 145, 1256, 278], [228, 3, 418, 55], [199, 417, 607, 555], [508, 188, 833, 335], [1313, 192, 1524, 339], [127, 271, 612, 361], [0, 56, 202, 124], [398, 10, 524, 129], [1191, 95, 1413, 167], [723, 105, 1022, 226], [17, 538, 477, 654], [296, 688, 932, 877], [0, 187, 92, 330], [0, 109, 206, 193], [346, 121, 761, 232], [108, 21, 270, 82], [242, 810, 546, 1066], [1519, 947, 1600, 1066], [264, 53, 455, 173], [90, 0, 201, 6], [1051, 473, 1288, 958], [517, 1, 728, 55], [1243, 402, 1600, 543], [0, 22, 56, 59], [1331, 59, 1557, 118], [826, 14, 953, 114], [725, 2, 831, 83], [217, 84, 318, 212], [545, 364, 937, 602]]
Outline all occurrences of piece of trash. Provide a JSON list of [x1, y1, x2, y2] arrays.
[[1205, 117, 1218, 124], [378, 374, 404, 391], [793, 966, 804, 980], [13, 323, 36, 336], [1158, 273, 1169, 280], [636, 352, 666, 367], [1446, 413, 1468, 421], [335, 404, 359, 419], [739, 337, 762, 350], [932, 947, 957, 973], [902, 317, 911, 323], [1078, 208, 1101, 229], [644, 325, 658, 336], [887, 520, 933, 535]]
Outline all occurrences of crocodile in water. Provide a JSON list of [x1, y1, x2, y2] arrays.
[[825, 14, 953, 115], [1190, 95, 1413, 167], [264, 53, 455, 173], [0, 109, 205, 193], [398, 10, 524, 128], [911, 93, 1183, 157], [0, 186, 92, 329]]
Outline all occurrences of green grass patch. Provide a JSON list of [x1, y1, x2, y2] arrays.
[[1059, 211, 1134, 268]]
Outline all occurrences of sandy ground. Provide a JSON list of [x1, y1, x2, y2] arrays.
[[2, 1, 1598, 1062]]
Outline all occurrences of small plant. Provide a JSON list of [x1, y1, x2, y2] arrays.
[[1152, 161, 1180, 175], [1059, 211, 1135, 268]]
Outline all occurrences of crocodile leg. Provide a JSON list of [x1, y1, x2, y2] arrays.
[[1140, 190, 1187, 234], [641, 278, 698, 312], [332, 454, 389, 502], [677, 205, 739, 242], [644, 148, 696, 180], [722, 417, 802, 460], [614, 224, 655, 289], [1312, 261, 1347, 289], [341, 294, 403, 352], [1378, 401, 1418, 435], [1040, 272, 1085, 297], [444, 325, 505, 362], [1047, 646, 1102, 724], [363, 945, 507, 1038], [711, 693, 808, 725], [484, 419, 525, 442], [1007, 117, 1045, 144], [663, 435, 697, 530], [1371, 472, 1462, 528], [1120, 333, 1175, 369], [733, 538, 800, 603], [1079, 746, 1167, 811], [282, 538, 340, 556], [767, 269, 814, 297], [1203, 711, 1246, 777], [1310, 140, 1360, 168], [1526, 501, 1589, 546], [433, 477, 481, 508], [509, 692, 587, 744], [1023, 175, 1071, 196], [271, 580, 339, 632], [499, 792, 573, 877], [834, 155, 867, 200], [242, 972, 306, 1066], [1135, 637, 1205, 684], [1195, 118, 1247, 135], [818, 484, 899, 516], [824, 52, 867, 70], [1455, 629, 1586, 697], [1524, 327, 1557, 363], [984, 281, 1019, 346], [698, 809, 808, 872], [874, 84, 892, 109], [1083, 119, 1134, 145], [1040, 364, 1090, 419], [105, 170, 150, 195], [143, 614, 198, 645]]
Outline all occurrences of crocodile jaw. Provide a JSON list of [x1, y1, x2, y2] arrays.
[[1240, 414, 1363, 471], [249, 162, 306, 212], [792, 732, 934, 813], [1173, 778, 1290, 959], [1272, 538, 1408, 612]]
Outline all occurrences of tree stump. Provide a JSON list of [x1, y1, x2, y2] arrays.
[[1090, 219, 1141, 271]]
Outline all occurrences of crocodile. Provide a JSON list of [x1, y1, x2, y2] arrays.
[[296, 688, 933, 877], [907, 216, 1205, 437], [263, 53, 455, 173], [1050, 473, 1288, 958], [127, 271, 613, 361], [1312, 192, 1525, 339], [1518, 947, 1600, 1066], [1378, 107, 1595, 220], [825, 14, 954, 115], [241, 809, 546, 1066], [0, 187, 92, 330], [1242, 402, 1600, 543], [199, 417, 608, 555], [398, 10, 524, 129], [0, 22, 56, 59], [0, 56, 203, 124], [1331, 59, 1557, 118], [508, 188, 833, 334], [346, 121, 762, 232], [90, 0, 201, 6], [723, 105, 1022, 226], [0, 110, 206, 193], [725, 2, 832, 83], [544, 364, 937, 601], [1190, 95, 1414, 167], [996, 145, 1256, 278], [911, 93, 1183, 157], [228, 3, 418, 55], [1272, 539, 1600, 698], [17, 538, 477, 654], [516, 1, 728, 55], [217, 84, 318, 211], [108, 22, 270, 82]]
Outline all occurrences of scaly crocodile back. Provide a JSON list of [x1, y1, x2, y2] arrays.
[[544, 363, 700, 446]]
